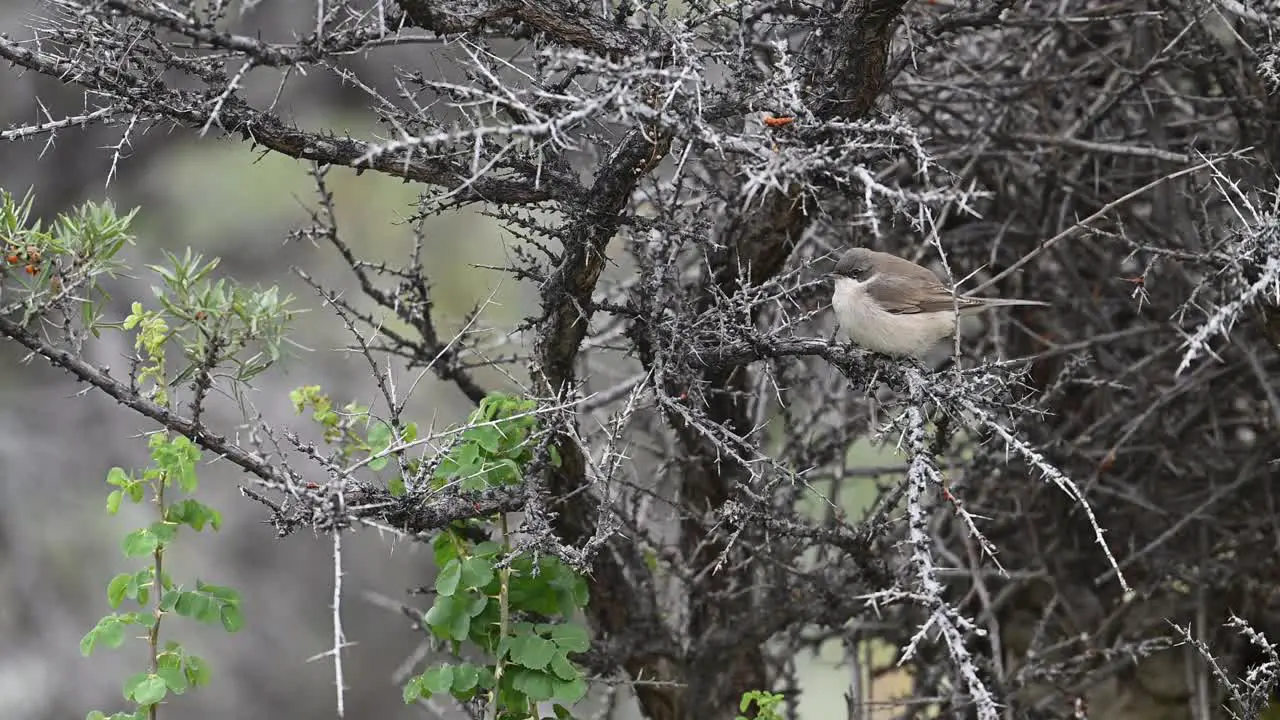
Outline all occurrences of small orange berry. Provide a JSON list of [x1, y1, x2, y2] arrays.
[[24, 264, 38, 275], [5, 254, 18, 264]]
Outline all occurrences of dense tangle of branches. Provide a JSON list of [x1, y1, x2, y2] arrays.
[[3, 0, 1280, 718]]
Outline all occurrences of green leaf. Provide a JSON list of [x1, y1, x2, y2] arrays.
[[510, 668, 556, 701], [157, 651, 181, 671], [157, 664, 188, 694], [106, 467, 130, 487], [446, 608, 471, 641], [505, 621, 537, 652], [184, 655, 211, 687], [422, 664, 455, 695], [550, 676, 588, 704], [463, 590, 489, 617], [107, 573, 131, 608], [166, 500, 188, 527], [149, 521, 179, 544], [464, 425, 503, 454], [502, 631, 527, 660], [126, 673, 167, 705], [489, 458, 523, 485], [432, 532, 459, 567], [133, 570, 153, 606], [121, 528, 159, 557], [367, 422, 394, 471], [173, 461, 198, 494], [105, 490, 123, 515], [474, 541, 503, 558], [436, 559, 462, 597], [454, 441, 481, 469], [549, 653, 579, 681], [477, 394, 502, 421], [367, 421, 393, 450], [173, 591, 209, 620], [432, 456, 460, 484], [452, 663, 481, 693], [512, 634, 557, 670], [196, 581, 240, 602], [221, 604, 244, 632], [122, 303, 142, 329], [149, 435, 200, 493], [402, 677, 423, 703], [496, 685, 527, 714], [79, 632, 97, 657], [458, 474, 489, 493], [548, 623, 590, 653], [423, 595, 472, 641], [81, 615, 130, 656], [461, 556, 495, 589], [509, 581, 559, 617]]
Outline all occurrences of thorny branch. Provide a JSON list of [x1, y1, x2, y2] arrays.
[[4, 0, 1280, 719]]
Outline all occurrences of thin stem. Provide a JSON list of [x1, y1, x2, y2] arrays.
[[332, 529, 346, 717], [148, 458, 166, 720], [485, 513, 513, 720]]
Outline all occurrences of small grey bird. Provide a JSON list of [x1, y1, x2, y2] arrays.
[[829, 247, 1049, 357]]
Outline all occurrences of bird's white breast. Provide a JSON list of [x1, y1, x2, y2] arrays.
[[831, 277, 957, 357]]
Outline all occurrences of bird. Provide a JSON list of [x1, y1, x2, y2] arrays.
[[828, 247, 1049, 358]]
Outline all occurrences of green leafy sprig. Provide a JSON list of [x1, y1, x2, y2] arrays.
[[82, 433, 243, 720]]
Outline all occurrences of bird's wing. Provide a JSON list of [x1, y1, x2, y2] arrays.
[[879, 252, 947, 286], [865, 274, 978, 315]]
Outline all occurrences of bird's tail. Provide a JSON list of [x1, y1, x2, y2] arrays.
[[958, 296, 1051, 314]]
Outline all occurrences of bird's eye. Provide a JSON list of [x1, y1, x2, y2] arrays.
[[833, 254, 872, 280]]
